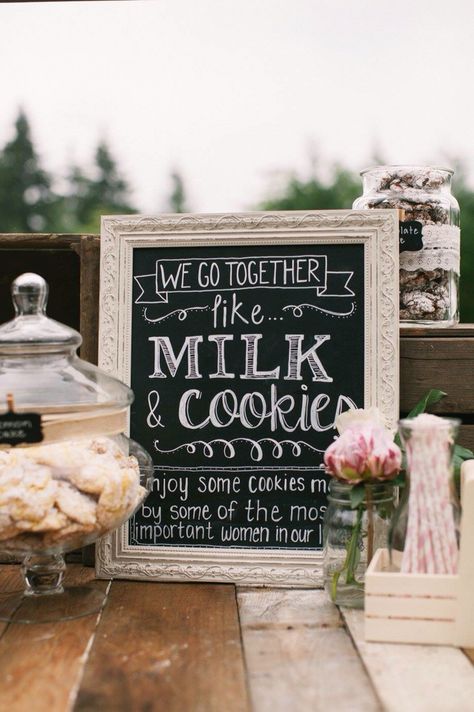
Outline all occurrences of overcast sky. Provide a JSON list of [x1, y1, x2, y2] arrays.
[[1, 0, 473, 212]]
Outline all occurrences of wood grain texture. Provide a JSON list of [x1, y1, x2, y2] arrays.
[[0, 233, 85, 248], [342, 607, 474, 712], [400, 334, 474, 415], [238, 588, 381, 712], [78, 235, 100, 365], [0, 566, 108, 712], [400, 325, 474, 339], [75, 582, 250, 712]]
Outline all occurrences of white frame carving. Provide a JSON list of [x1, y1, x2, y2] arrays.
[[96, 210, 399, 586]]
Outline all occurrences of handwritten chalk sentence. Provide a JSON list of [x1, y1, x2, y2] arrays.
[[155, 256, 326, 293], [130, 472, 328, 547], [148, 472, 329, 501]]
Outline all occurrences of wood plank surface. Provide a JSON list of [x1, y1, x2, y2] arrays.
[[342, 607, 474, 712], [78, 234, 100, 365], [400, 325, 474, 339], [400, 335, 474, 415], [0, 565, 108, 712], [74, 582, 250, 712], [238, 588, 381, 712]]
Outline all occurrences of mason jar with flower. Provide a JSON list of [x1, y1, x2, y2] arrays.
[[323, 408, 401, 608]]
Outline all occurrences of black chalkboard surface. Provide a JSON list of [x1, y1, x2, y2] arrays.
[[129, 242, 364, 550], [96, 211, 399, 585]]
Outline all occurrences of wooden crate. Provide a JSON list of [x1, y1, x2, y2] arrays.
[[400, 325, 474, 450], [365, 460, 474, 646], [0, 233, 100, 364]]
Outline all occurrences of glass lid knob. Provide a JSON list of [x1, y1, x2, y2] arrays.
[[12, 273, 49, 316]]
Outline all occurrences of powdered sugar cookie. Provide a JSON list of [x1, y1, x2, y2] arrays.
[[96, 466, 140, 529], [0, 462, 57, 530], [25, 441, 90, 479], [67, 463, 108, 496], [55, 481, 97, 526], [17, 507, 68, 533]]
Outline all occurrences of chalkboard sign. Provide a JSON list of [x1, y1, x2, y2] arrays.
[[97, 211, 399, 586]]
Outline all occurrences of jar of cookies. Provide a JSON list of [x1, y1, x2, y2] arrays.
[[0, 273, 153, 622], [353, 165, 460, 326]]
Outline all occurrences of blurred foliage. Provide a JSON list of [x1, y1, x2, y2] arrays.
[[261, 164, 474, 322], [57, 142, 137, 233], [167, 171, 188, 213], [0, 110, 57, 232], [1, 110, 474, 321], [261, 165, 360, 212], [0, 110, 136, 235]]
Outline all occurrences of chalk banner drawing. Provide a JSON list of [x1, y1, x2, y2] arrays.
[[96, 211, 399, 586]]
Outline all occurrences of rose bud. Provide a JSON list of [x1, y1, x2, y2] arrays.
[[324, 422, 402, 484]]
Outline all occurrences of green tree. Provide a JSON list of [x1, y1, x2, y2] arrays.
[[167, 171, 188, 213], [0, 110, 56, 231], [452, 165, 474, 322], [260, 164, 360, 211], [62, 141, 136, 232]]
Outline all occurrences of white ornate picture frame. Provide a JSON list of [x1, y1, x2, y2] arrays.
[[96, 210, 399, 586]]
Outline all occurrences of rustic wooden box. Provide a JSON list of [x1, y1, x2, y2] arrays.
[[0, 233, 100, 364], [400, 325, 474, 451], [365, 460, 474, 647]]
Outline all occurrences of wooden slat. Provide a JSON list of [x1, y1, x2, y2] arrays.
[[342, 607, 474, 712], [400, 325, 474, 339], [400, 336, 474, 414], [0, 233, 85, 249], [0, 565, 108, 712], [457, 424, 474, 451], [74, 582, 249, 712], [365, 617, 456, 646], [238, 588, 380, 712], [365, 595, 457, 619], [0, 565, 24, 639], [78, 234, 100, 365]]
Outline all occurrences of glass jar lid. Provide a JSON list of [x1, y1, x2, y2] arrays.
[[0, 273, 133, 420]]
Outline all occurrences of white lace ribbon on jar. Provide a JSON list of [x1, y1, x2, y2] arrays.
[[400, 225, 460, 274]]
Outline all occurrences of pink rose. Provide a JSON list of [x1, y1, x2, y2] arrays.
[[324, 422, 402, 484]]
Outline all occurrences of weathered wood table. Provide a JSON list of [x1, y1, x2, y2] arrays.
[[1, 565, 474, 711]]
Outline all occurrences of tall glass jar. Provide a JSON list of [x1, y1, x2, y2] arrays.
[[353, 165, 460, 326], [323, 481, 394, 608]]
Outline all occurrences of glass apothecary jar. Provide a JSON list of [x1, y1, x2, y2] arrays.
[[353, 165, 460, 326], [323, 480, 394, 608], [0, 273, 153, 622]]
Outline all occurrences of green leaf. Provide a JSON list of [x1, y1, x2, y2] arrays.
[[454, 444, 473, 461], [453, 444, 474, 485], [394, 389, 447, 446], [350, 483, 365, 510], [331, 570, 341, 602], [389, 472, 406, 488], [406, 389, 447, 419]]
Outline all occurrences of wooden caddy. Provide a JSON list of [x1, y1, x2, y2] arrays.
[[365, 459, 474, 646]]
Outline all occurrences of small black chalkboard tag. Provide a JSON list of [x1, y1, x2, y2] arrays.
[[399, 221, 423, 253], [0, 411, 43, 446]]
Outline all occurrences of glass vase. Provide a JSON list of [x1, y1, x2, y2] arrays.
[[323, 480, 394, 608]]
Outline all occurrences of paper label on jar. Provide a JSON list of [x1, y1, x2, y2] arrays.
[[0, 412, 43, 446], [399, 224, 460, 274], [399, 221, 424, 253]]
